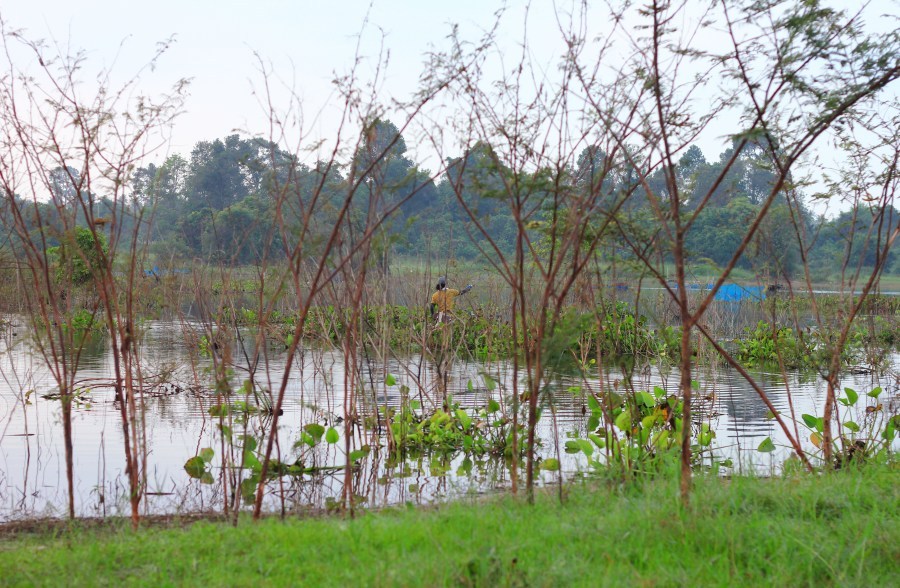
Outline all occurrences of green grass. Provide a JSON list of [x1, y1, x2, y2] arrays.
[[1, 463, 897, 587]]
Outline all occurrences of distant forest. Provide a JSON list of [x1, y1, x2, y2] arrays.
[[4, 119, 897, 279]]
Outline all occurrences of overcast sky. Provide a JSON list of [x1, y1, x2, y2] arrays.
[[2, 0, 897, 212], [2, 1, 576, 164]]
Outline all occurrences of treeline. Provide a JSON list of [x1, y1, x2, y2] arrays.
[[4, 120, 896, 278]]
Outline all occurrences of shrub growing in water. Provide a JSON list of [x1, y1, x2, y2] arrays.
[[47, 226, 108, 286]]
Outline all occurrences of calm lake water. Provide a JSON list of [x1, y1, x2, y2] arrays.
[[1, 317, 897, 522]]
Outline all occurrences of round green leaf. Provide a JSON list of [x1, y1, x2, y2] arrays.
[[184, 456, 207, 479], [243, 449, 261, 470], [843, 421, 860, 433], [349, 445, 371, 462], [455, 409, 472, 431], [757, 437, 776, 453], [637, 391, 655, 408], [304, 423, 325, 441], [615, 409, 632, 432], [653, 429, 670, 448], [241, 476, 259, 501], [325, 427, 339, 444]]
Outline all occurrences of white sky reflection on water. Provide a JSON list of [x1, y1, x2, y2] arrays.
[[1, 318, 896, 520]]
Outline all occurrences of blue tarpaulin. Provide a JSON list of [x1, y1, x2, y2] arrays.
[[670, 282, 767, 302], [708, 283, 765, 302]]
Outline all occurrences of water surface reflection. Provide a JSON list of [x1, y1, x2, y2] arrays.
[[1, 319, 896, 521]]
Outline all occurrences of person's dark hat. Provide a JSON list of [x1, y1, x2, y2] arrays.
[[436, 276, 447, 290]]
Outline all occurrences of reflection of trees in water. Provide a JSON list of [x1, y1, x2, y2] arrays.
[[718, 372, 785, 429], [717, 368, 890, 430]]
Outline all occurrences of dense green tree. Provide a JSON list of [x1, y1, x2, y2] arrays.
[[685, 198, 757, 268], [185, 135, 263, 211], [808, 205, 899, 275], [202, 196, 278, 264]]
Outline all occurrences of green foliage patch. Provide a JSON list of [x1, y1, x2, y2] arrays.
[[262, 302, 680, 365], [1, 464, 896, 586]]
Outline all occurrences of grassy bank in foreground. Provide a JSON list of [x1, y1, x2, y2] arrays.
[[1, 465, 897, 587]]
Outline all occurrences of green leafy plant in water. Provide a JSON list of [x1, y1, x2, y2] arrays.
[[387, 394, 526, 459], [568, 384, 722, 476], [737, 321, 799, 366], [209, 400, 259, 422], [206, 418, 361, 505], [41, 386, 94, 409], [284, 304, 677, 364], [869, 315, 900, 349], [737, 320, 871, 370], [774, 385, 898, 468], [184, 447, 215, 484], [67, 309, 100, 334], [198, 334, 212, 357], [594, 302, 678, 359]]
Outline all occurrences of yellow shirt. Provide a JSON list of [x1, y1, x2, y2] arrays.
[[431, 288, 460, 312]]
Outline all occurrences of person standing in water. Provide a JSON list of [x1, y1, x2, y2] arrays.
[[429, 276, 473, 323]]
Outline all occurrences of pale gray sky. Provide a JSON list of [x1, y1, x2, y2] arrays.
[[1, 1, 573, 162], [2, 0, 897, 213]]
